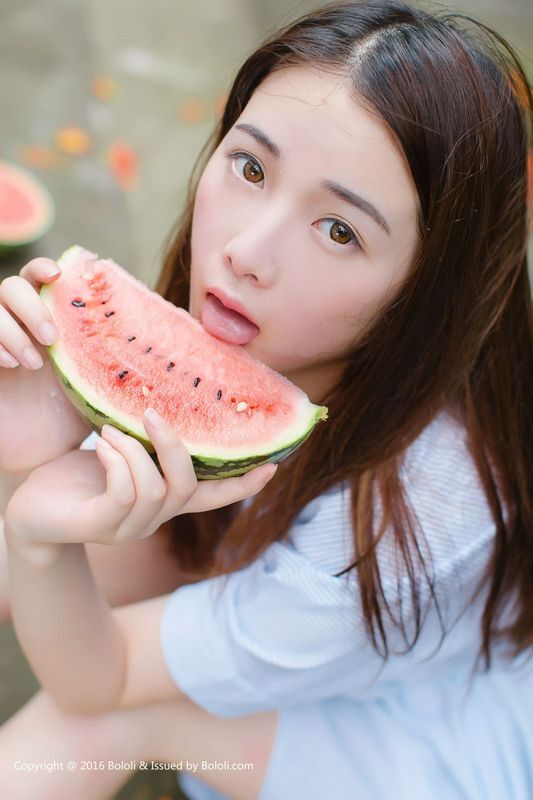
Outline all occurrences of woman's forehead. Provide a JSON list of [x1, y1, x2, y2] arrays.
[[246, 67, 393, 150], [233, 66, 419, 232]]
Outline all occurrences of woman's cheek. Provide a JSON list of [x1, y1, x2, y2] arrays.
[[191, 179, 217, 262], [193, 170, 215, 226], [193, 165, 230, 245]]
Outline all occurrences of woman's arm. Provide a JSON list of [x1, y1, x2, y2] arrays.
[[3, 413, 276, 715], [5, 534, 187, 714], [6, 538, 125, 714]]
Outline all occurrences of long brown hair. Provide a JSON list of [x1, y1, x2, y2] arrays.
[[155, 0, 532, 671]]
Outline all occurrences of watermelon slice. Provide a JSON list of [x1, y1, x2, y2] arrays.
[[40, 245, 328, 479], [0, 160, 55, 255]]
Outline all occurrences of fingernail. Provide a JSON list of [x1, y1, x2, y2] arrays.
[[144, 407, 164, 428], [102, 424, 124, 438], [22, 346, 43, 369], [260, 463, 277, 481], [39, 321, 57, 345], [0, 350, 19, 368]]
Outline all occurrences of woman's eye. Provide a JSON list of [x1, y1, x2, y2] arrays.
[[231, 153, 264, 184], [316, 218, 360, 249], [227, 152, 360, 251]]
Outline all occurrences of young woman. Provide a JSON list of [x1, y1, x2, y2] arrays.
[[0, 1, 531, 798]]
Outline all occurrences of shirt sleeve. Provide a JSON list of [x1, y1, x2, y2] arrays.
[[160, 539, 380, 718]]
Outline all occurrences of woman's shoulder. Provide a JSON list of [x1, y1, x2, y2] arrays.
[[401, 406, 475, 478], [389, 407, 500, 593], [287, 407, 497, 579], [400, 406, 497, 529]]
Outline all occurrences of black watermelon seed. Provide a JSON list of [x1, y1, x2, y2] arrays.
[[216, 389, 222, 400], [104, 311, 115, 318], [145, 346, 152, 353], [193, 377, 201, 387], [127, 336, 136, 342], [101, 301, 107, 305], [71, 299, 85, 307], [167, 361, 175, 371], [118, 370, 129, 379]]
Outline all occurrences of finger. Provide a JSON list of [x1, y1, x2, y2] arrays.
[[142, 408, 278, 514], [142, 408, 198, 508], [0, 273, 58, 354], [0, 302, 44, 369], [181, 461, 278, 514], [99, 424, 167, 540], [0, 343, 20, 368], [77, 436, 137, 541], [19, 257, 61, 291]]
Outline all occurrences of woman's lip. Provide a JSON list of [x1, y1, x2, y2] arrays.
[[205, 288, 258, 327]]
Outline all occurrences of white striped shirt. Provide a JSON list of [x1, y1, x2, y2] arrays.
[[83, 410, 533, 800], [158, 407, 513, 714]]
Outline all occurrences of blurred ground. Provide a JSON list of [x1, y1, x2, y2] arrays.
[[0, 1, 531, 798]]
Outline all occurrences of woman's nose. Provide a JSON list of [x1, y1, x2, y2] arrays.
[[222, 205, 287, 285]]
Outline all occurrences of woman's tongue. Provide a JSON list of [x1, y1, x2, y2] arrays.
[[201, 293, 260, 346]]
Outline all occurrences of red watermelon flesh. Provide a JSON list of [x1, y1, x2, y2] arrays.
[[40, 245, 328, 479]]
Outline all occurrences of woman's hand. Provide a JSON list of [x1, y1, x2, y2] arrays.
[[4, 408, 277, 557], [0, 258, 91, 473]]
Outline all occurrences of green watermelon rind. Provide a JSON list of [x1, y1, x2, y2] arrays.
[[46, 355, 327, 480], [40, 246, 329, 480]]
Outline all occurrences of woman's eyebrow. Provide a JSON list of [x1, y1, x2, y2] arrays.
[[235, 122, 281, 158], [321, 180, 391, 237], [233, 122, 392, 237]]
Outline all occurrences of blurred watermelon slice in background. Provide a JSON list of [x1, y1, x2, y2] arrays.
[[0, 160, 55, 256]]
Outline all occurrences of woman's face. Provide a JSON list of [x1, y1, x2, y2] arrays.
[[189, 66, 420, 403]]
